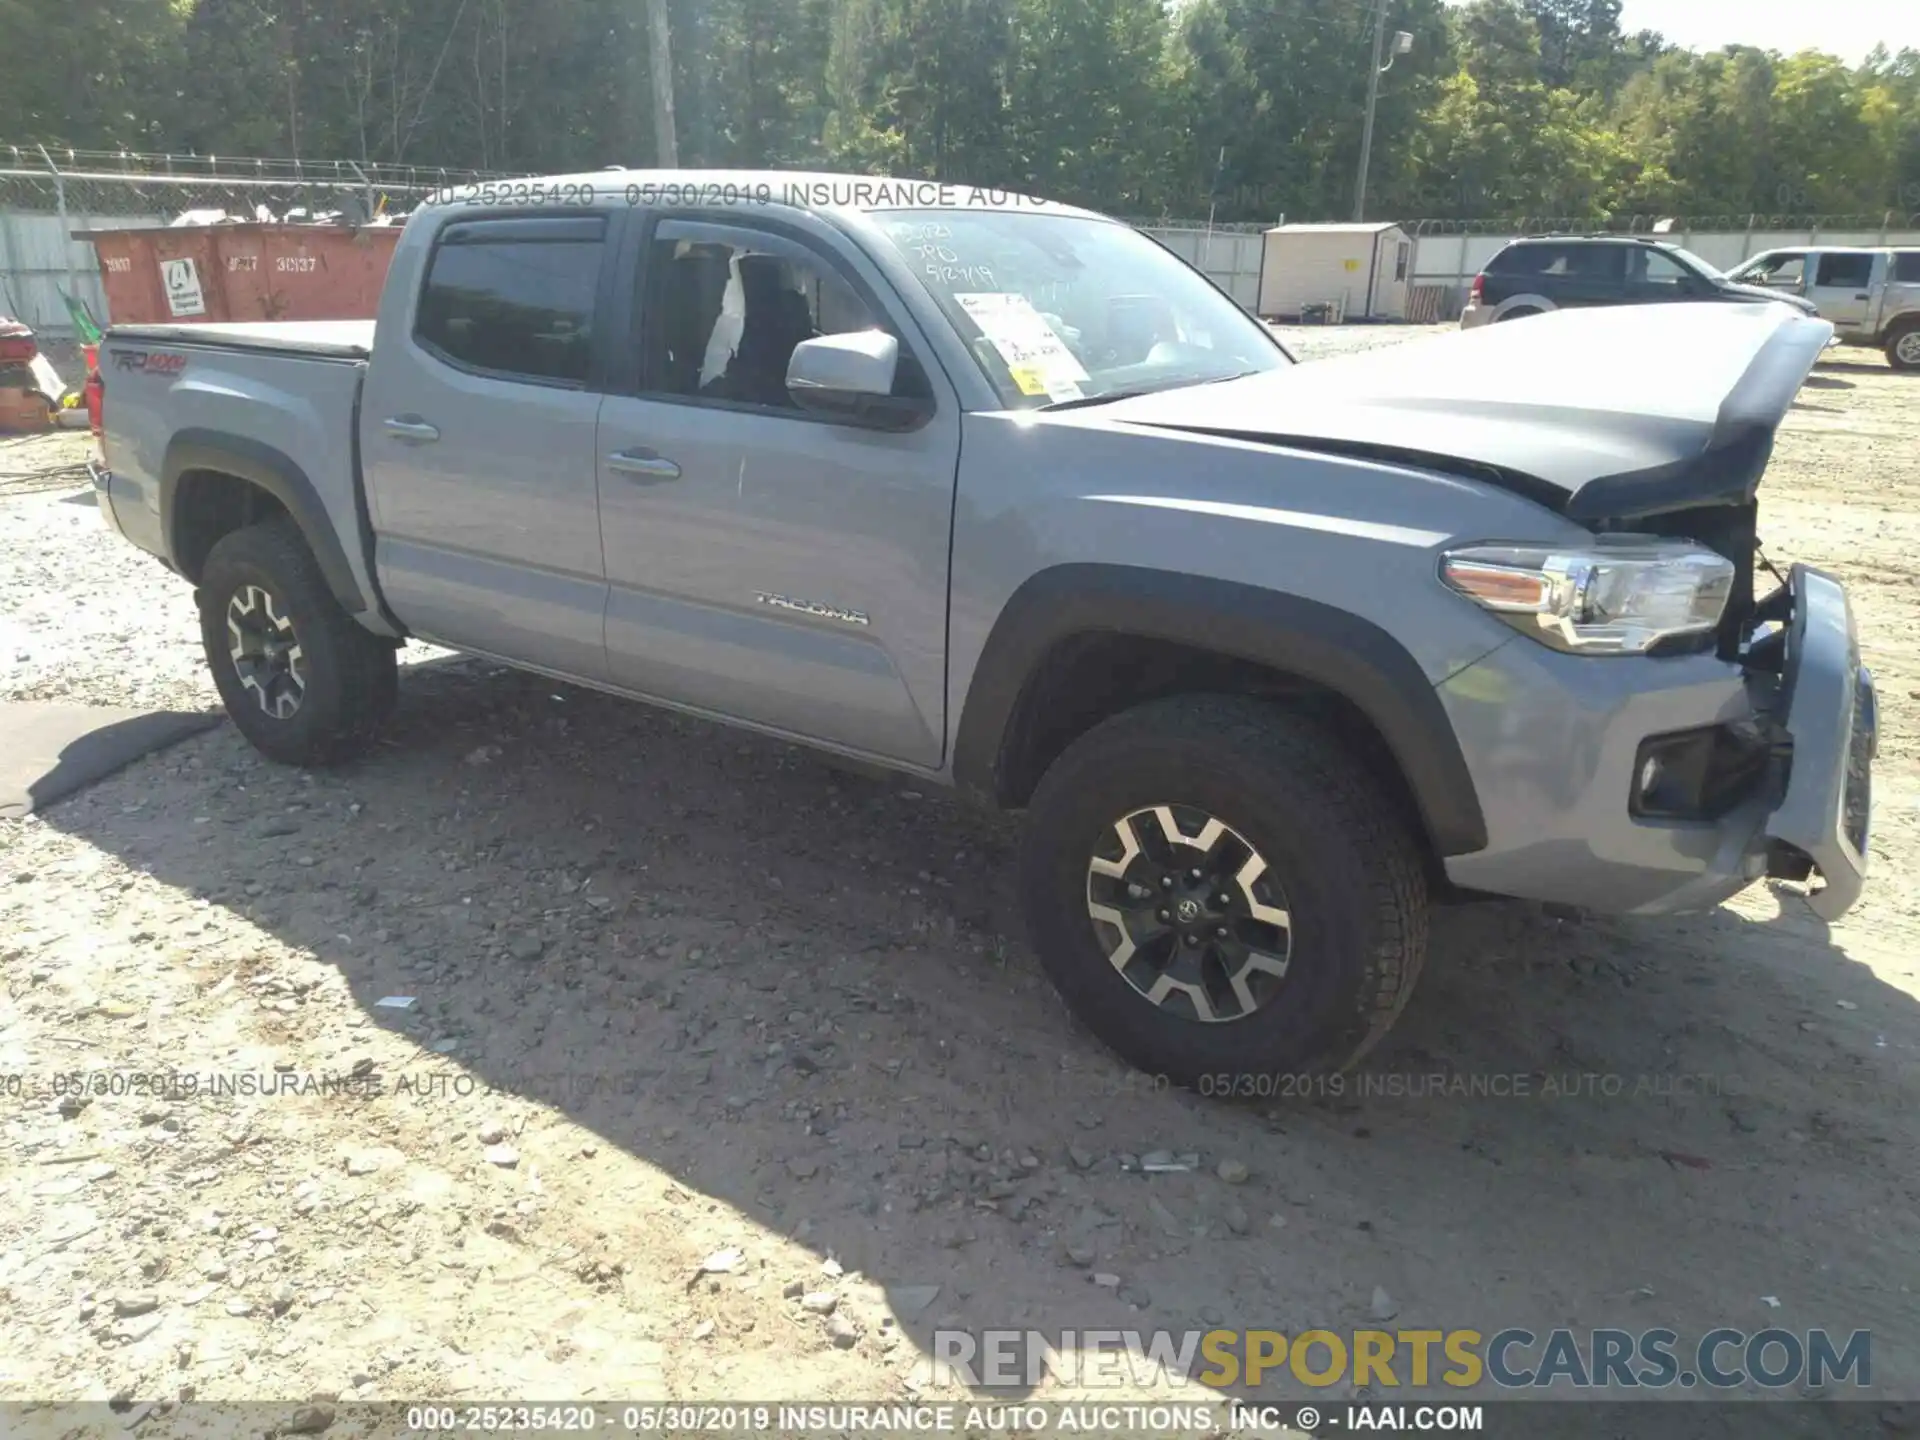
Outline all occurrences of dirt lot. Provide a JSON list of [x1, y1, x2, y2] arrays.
[[3, 330, 1918, 1432]]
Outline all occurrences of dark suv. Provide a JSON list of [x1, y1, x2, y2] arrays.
[[1460, 235, 1820, 328]]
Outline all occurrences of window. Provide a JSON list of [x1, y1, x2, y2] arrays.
[[1394, 242, 1410, 282], [1495, 244, 1626, 281], [1640, 250, 1693, 287], [416, 218, 605, 384], [1490, 244, 1564, 276], [1741, 252, 1805, 286], [1814, 253, 1873, 289], [1563, 245, 1628, 280], [1894, 252, 1920, 284], [872, 210, 1287, 408], [640, 229, 890, 411]]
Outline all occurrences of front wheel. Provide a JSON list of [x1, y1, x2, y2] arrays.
[[198, 517, 398, 766], [1887, 323, 1920, 374], [1019, 695, 1430, 1089]]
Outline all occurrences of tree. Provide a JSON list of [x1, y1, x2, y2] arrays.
[[1005, 0, 1169, 210], [0, 0, 186, 149], [3, 0, 1916, 227]]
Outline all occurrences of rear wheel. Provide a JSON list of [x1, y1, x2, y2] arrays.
[[1019, 694, 1430, 1089], [1496, 305, 1544, 323], [198, 517, 398, 766], [1887, 322, 1920, 374]]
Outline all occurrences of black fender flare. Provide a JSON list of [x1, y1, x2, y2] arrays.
[[951, 564, 1488, 857], [161, 429, 368, 615]]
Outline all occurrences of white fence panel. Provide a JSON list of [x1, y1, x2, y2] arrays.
[[1140, 225, 1263, 311], [0, 207, 164, 334]]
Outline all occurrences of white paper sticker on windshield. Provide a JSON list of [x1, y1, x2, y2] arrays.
[[955, 292, 1089, 400]]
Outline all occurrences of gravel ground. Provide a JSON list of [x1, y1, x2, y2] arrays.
[[3, 331, 1917, 1432]]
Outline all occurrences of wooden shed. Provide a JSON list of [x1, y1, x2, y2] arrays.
[[1256, 221, 1414, 322]]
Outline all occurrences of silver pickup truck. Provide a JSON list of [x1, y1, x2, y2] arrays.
[[1725, 246, 1920, 371], [90, 169, 1876, 1088]]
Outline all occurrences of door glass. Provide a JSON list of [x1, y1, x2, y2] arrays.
[[1894, 252, 1920, 284], [1491, 245, 1564, 275], [640, 234, 884, 410], [1740, 254, 1805, 286], [1566, 246, 1627, 280], [1814, 253, 1873, 289], [416, 223, 605, 384], [1639, 250, 1691, 288]]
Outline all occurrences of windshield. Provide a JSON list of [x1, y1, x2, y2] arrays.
[[870, 209, 1289, 409], [1663, 246, 1724, 280]]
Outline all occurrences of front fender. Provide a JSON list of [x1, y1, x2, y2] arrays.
[[951, 563, 1490, 857]]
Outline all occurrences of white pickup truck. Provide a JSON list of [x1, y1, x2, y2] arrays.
[[1724, 246, 1920, 371]]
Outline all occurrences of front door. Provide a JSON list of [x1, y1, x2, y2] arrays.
[[594, 213, 962, 767], [1628, 246, 1702, 304]]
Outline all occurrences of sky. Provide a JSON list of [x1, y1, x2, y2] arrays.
[[1611, 0, 1916, 64]]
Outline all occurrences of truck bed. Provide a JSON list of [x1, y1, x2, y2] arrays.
[[95, 323, 385, 632], [107, 320, 374, 359]]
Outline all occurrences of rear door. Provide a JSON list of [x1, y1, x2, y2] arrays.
[[1558, 243, 1631, 307], [1805, 251, 1878, 330], [359, 212, 617, 680], [592, 210, 963, 767], [1491, 243, 1627, 310]]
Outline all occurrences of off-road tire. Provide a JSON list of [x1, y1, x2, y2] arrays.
[[198, 517, 398, 766], [1886, 320, 1920, 374], [1019, 694, 1429, 1090]]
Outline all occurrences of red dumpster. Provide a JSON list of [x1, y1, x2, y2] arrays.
[[76, 223, 402, 326]]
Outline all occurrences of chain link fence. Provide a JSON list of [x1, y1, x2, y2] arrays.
[[1404, 211, 1920, 238], [0, 146, 507, 338], [10, 145, 1920, 339]]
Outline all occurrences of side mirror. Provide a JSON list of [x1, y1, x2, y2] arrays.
[[787, 331, 930, 431]]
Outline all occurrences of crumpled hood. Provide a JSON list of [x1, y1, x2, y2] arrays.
[[1096, 301, 1833, 520]]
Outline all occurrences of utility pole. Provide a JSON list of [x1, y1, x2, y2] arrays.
[[1353, 0, 1389, 223], [1353, 4, 1413, 222], [647, 0, 680, 167]]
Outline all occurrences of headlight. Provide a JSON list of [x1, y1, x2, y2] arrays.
[[1440, 538, 1734, 655]]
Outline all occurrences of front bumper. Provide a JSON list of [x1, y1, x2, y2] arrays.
[[1438, 564, 1873, 919], [1761, 565, 1874, 919]]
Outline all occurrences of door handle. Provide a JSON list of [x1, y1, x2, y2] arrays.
[[606, 449, 681, 481], [1855, 293, 1871, 301], [383, 417, 440, 444]]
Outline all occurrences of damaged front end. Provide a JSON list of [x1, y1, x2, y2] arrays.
[[1748, 566, 1875, 918], [1620, 504, 1874, 919]]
